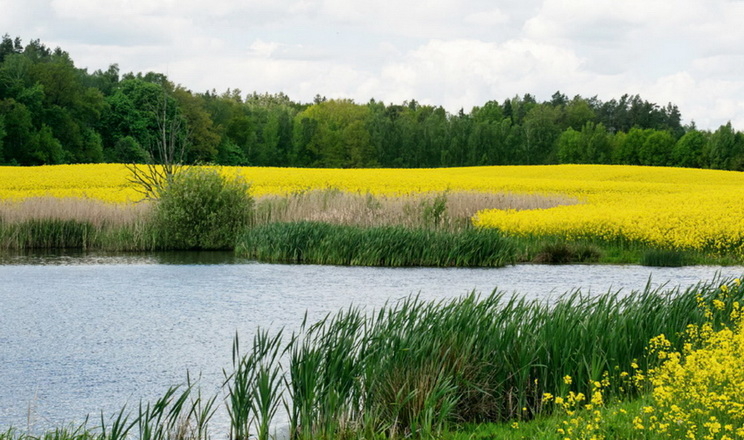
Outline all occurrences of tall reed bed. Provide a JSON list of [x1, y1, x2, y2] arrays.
[[0, 218, 161, 252], [237, 221, 516, 267], [0, 198, 156, 251], [4, 277, 742, 440], [276, 279, 736, 439], [253, 190, 576, 231]]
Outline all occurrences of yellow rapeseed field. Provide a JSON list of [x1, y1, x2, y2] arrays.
[[2, 163, 743, 252]]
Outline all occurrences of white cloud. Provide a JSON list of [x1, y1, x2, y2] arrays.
[[464, 9, 510, 26], [375, 39, 587, 110]]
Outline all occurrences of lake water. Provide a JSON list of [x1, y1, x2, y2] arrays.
[[1, 251, 743, 433]]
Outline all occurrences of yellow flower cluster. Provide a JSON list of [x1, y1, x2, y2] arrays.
[[471, 165, 744, 252], [543, 376, 610, 440], [2, 164, 744, 251], [644, 285, 744, 440], [544, 281, 744, 440]]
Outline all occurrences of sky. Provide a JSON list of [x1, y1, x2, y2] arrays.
[[3, 0, 744, 130]]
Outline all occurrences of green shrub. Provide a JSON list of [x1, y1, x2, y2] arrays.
[[532, 242, 602, 264], [152, 168, 253, 250]]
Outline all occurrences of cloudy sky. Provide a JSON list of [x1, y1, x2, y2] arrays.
[[3, 0, 744, 129]]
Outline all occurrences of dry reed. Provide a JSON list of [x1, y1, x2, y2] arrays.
[[0, 190, 577, 232], [253, 190, 577, 230], [0, 197, 151, 227]]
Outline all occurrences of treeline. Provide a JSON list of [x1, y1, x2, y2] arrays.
[[1, 35, 744, 170]]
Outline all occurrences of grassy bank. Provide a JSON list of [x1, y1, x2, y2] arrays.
[[3, 277, 742, 440]]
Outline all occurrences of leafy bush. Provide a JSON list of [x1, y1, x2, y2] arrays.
[[153, 168, 253, 250]]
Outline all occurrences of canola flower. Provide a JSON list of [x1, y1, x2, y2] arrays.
[[471, 165, 744, 253], [642, 283, 744, 440], [2, 163, 744, 251], [541, 280, 744, 440]]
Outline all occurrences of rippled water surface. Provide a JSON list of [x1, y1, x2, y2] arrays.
[[2, 251, 742, 432]]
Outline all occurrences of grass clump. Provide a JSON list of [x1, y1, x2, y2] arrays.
[[0, 219, 96, 250], [152, 168, 253, 250], [237, 221, 516, 267], [532, 241, 602, 264], [640, 248, 689, 267]]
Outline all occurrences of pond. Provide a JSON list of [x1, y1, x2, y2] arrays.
[[1, 251, 743, 433]]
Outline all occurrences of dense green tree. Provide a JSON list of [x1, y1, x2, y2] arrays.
[[0, 98, 38, 164], [0, 114, 6, 161], [0, 34, 23, 63], [101, 78, 176, 158], [107, 135, 147, 163], [613, 127, 653, 165], [557, 127, 582, 163], [35, 123, 65, 164], [86, 64, 120, 96], [295, 100, 374, 167], [638, 130, 675, 166], [557, 122, 611, 164], [0, 53, 34, 98], [522, 105, 560, 164], [562, 96, 596, 131], [2, 35, 743, 171], [708, 122, 744, 170], [173, 86, 219, 162], [672, 130, 707, 168]]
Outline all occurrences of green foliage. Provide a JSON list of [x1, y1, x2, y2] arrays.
[[35, 124, 64, 164], [640, 249, 688, 267], [152, 168, 254, 250], [237, 221, 516, 267], [532, 241, 602, 264], [0, 219, 95, 249], [0, 114, 5, 161], [2, 34, 744, 170], [672, 129, 707, 168], [708, 121, 744, 170], [638, 130, 675, 166], [225, 331, 284, 440], [419, 192, 448, 228], [108, 135, 148, 163]]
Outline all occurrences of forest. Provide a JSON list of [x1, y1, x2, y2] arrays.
[[1, 34, 743, 170]]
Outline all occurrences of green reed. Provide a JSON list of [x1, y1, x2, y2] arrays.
[[224, 330, 285, 440], [0, 219, 96, 249], [236, 221, 516, 267], [282, 276, 743, 438]]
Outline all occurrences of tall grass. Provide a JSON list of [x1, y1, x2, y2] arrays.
[[237, 221, 516, 267], [0, 198, 151, 228], [4, 277, 743, 440], [277, 276, 742, 439], [0, 198, 156, 251], [252, 190, 577, 230]]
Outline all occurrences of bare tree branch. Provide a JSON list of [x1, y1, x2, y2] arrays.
[[125, 82, 190, 200]]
